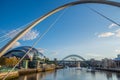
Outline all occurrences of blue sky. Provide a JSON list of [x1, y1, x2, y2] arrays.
[[1, 0, 120, 60]]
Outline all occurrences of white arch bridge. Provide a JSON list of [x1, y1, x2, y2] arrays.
[[57, 54, 89, 67]]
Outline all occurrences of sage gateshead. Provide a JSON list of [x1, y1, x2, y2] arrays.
[[3, 46, 44, 60]]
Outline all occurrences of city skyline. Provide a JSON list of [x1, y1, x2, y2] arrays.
[[1, 0, 120, 60]]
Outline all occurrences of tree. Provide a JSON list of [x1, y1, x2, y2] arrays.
[[5, 56, 20, 67], [0, 56, 6, 65]]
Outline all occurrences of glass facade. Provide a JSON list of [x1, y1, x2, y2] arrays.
[[4, 46, 43, 60]]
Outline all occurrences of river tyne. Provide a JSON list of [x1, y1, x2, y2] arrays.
[[15, 68, 120, 80]]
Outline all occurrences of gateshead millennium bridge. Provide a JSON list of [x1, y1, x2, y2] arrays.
[[1, 1, 120, 79], [0, 0, 120, 57]]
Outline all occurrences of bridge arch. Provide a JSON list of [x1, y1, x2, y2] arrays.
[[1, 0, 120, 57], [62, 54, 86, 61], [59, 54, 89, 67]]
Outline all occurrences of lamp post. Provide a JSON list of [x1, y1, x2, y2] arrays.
[[0, 0, 120, 57]]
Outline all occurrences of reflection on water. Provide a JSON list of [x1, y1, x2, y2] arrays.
[[116, 73, 120, 80], [16, 68, 120, 80], [106, 72, 112, 80], [17, 70, 55, 80]]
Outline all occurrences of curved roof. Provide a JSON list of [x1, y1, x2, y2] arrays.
[[4, 46, 43, 60], [113, 58, 120, 61]]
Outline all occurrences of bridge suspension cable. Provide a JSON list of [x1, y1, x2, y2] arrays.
[[87, 6, 120, 27], [0, 23, 27, 39], [3, 9, 67, 80], [0, 19, 37, 45], [2, 1, 120, 79], [1, 0, 120, 58]]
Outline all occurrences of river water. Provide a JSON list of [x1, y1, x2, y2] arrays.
[[16, 68, 120, 80]]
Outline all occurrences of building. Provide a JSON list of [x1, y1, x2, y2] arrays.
[[113, 54, 120, 68], [3, 46, 44, 68], [4, 46, 43, 60], [102, 58, 116, 68]]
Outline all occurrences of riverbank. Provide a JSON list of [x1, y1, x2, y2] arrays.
[[0, 64, 59, 80], [0, 71, 19, 80], [96, 67, 120, 72]]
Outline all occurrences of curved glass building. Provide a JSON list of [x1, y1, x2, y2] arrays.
[[4, 46, 43, 60]]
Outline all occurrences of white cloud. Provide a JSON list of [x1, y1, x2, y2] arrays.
[[115, 49, 120, 53], [51, 51, 58, 55], [97, 23, 119, 38], [6, 29, 39, 41], [115, 29, 120, 37], [97, 28, 120, 38], [11, 41, 21, 48], [7, 30, 21, 38], [108, 23, 118, 29], [98, 32, 115, 38], [22, 30, 39, 41], [37, 48, 45, 54]]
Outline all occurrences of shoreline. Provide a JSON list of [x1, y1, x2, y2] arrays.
[[96, 67, 120, 73], [0, 64, 60, 80]]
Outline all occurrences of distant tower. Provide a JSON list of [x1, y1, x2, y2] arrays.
[[117, 54, 120, 58], [77, 62, 80, 68], [54, 58, 57, 65]]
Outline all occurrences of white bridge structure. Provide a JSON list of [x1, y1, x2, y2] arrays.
[[1, 0, 120, 79], [58, 54, 88, 67], [0, 0, 120, 57]]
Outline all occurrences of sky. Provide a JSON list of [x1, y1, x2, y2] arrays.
[[1, 0, 120, 60]]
